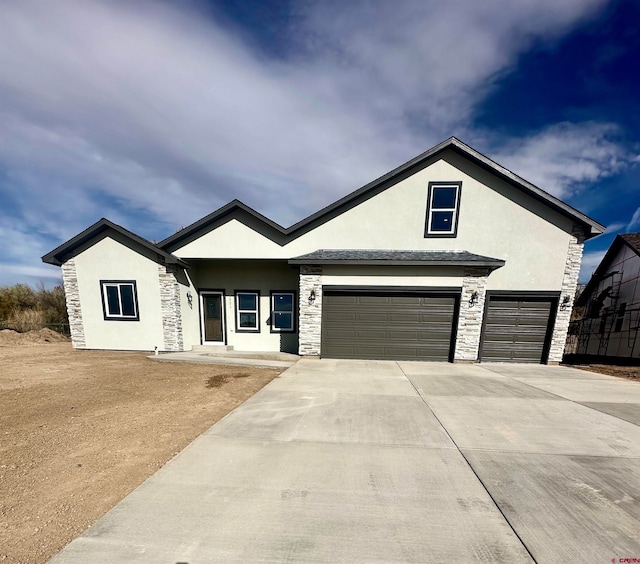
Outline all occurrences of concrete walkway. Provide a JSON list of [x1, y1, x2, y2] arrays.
[[50, 361, 640, 563]]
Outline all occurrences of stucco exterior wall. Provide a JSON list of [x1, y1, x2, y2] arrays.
[[172, 149, 573, 292], [73, 235, 166, 351], [187, 260, 299, 353]]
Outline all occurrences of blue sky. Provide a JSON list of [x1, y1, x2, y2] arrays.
[[0, 0, 638, 287]]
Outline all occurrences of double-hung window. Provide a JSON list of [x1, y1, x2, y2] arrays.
[[235, 291, 260, 332], [425, 182, 461, 237], [101, 280, 139, 321], [270, 292, 295, 332]]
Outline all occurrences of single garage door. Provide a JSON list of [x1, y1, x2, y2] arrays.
[[321, 290, 458, 361], [480, 295, 556, 363]]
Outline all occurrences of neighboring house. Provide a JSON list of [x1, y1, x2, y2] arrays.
[[570, 233, 640, 362], [42, 137, 604, 363]]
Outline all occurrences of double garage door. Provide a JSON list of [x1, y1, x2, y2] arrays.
[[321, 290, 458, 361], [321, 289, 557, 363]]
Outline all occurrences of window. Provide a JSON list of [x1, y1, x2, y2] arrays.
[[270, 292, 295, 332], [425, 182, 461, 237], [614, 302, 626, 332], [101, 281, 139, 321], [235, 291, 260, 332]]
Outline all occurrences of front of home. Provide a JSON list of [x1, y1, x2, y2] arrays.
[[43, 138, 604, 363]]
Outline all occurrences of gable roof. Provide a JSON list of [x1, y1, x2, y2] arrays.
[[160, 137, 605, 251], [576, 232, 640, 306], [42, 218, 188, 268], [288, 249, 505, 269]]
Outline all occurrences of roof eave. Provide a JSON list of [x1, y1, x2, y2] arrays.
[[288, 258, 505, 269]]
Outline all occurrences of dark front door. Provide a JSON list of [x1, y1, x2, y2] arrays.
[[202, 293, 224, 342]]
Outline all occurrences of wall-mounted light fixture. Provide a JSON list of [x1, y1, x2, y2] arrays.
[[186, 291, 193, 309], [468, 291, 479, 307], [308, 289, 316, 304], [560, 295, 571, 311]]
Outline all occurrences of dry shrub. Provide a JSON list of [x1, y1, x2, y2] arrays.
[[4, 309, 46, 333]]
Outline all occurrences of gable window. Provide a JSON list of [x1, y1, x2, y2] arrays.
[[271, 292, 295, 332], [101, 281, 139, 321], [425, 182, 461, 237], [235, 291, 260, 332]]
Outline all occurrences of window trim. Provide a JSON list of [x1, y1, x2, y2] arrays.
[[270, 291, 296, 333], [424, 181, 462, 238], [100, 280, 139, 321], [235, 290, 260, 333]]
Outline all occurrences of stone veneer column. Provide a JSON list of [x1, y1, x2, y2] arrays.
[[547, 225, 585, 363], [454, 267, 489, 362], [158, 263, 184, 352], [61, 258, 86, 348], [298, 265, 322, 356]]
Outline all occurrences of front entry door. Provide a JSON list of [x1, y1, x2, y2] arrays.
[[201, 292, 224, 343]]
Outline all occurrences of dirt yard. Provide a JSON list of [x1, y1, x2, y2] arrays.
[[572, 363, 640, 380], [0, 332, 283, 564]]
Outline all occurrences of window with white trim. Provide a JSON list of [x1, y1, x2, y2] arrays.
[[235, 291, 260, 332], [101, 281, 139, 320], [425, 182, 461, 237], [270, 292, 295, 332]]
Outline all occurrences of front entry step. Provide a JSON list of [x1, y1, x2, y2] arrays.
[[191, 345, 234, 353]]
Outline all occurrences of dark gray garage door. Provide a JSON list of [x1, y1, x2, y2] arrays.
[[321, 291, 458, 361], [480, 296, 556, 363]]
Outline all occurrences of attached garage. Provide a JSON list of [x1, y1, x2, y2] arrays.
[[321, 289, 459, 361], [480, 293, 558, 363]]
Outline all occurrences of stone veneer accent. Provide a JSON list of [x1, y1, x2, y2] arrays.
[[298, 265, 323, 356], [158, 263, 184, 351], [548, 225, 585, 362], [61, 258, 86, 349], [454, 267, 490, 362]]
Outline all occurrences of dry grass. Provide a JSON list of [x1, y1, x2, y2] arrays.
[[0, 342, 283, 563]]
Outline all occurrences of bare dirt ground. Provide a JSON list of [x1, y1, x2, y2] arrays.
[[0, 332, 283, 564], [571, 363, 640, 380]]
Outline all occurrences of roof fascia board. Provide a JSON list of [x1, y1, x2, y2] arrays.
[[159, 200, 288, 251], [42, 218, 188, 268], [159, 138, 604, 250]]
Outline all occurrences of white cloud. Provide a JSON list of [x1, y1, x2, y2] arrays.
[[489, 122, 630, 199], [0, 0, 628, 285], [627, 207, 640, 231]]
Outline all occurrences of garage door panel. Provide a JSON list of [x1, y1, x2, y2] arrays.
[[481, 296, 555, 363], [322, 291, 457, 361]]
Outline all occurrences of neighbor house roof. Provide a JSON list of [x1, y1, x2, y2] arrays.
[[576, 232, 640, 306], [159, 137, 605, 252], [42, 218, 188, 268], [288, 249, 505, 269]]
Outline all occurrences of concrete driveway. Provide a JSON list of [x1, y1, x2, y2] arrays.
[[50, 360, 640, 563]]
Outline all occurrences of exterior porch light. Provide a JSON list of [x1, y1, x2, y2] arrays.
[[469, 291, 479, 307], [308, 289, 316, 304], [560, 295, 571, 311]]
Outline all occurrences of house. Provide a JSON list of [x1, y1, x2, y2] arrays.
[[569, 233, 640, 362], [42, 137, 604, 363]]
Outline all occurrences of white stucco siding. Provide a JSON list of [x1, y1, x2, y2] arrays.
[[171, 150, 573, 291], [321, 265, 463, 288], [175, 219, 288, 259], [74, 236, 165, 351], [187, 261, 299, 353]]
